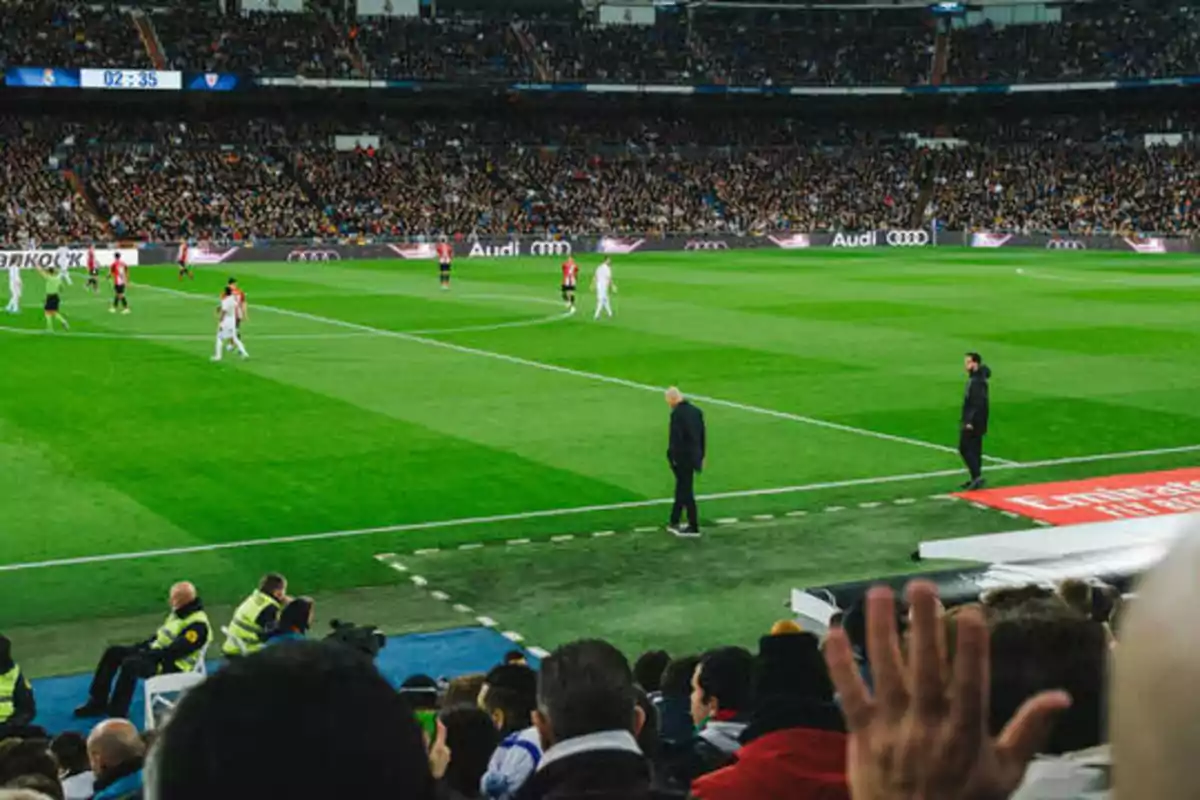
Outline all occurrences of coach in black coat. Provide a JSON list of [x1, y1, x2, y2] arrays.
[[666, 387, 706, 537], [959, 352, 991, 489]]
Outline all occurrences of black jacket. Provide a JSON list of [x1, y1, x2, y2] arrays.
[[516, 748, 680, 800], [668, 401, 706, 471], [961, 365, 991, 435]]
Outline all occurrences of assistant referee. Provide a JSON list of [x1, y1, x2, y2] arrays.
[[665, 387, 706, 538]]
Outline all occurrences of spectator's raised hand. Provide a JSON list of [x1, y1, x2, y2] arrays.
[[822, 581, 1071, 800]]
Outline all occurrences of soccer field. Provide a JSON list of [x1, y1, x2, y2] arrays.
[[3, 248, 1200, 670]]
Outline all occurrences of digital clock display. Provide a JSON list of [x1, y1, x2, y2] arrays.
[[79, 69, 182, 91]]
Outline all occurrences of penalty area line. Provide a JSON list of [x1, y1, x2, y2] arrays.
[[3, 441, 1197, 573]]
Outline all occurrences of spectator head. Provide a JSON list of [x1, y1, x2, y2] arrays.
[[755, 629, 833, 703], [988, 598, 1106, 754], [769, 620, 803, 636], [503, 650, 527, 666], [149, 641, 435, 800], [442, 673, 486, 709], [168, 582, 196, 611], [981, 584, 1055, 612], [478, 664, 538, 736], [660, 654, 700, 699], [399, 674, 441, 711], [258, 572, 286, 600], [86, 720, 143, 778], [633, 650, 670, 693], [533, 639, 644, 748], [0, 740, 57, 790], [438, 706, 499, 798], [691, 647, 755, 726], [276, 597, 314, 634], [49, 733, 89, 778], [1, 776, 59, 800]]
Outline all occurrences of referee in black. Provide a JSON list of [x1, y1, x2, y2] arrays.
[[665, 387, 705, 538], [959, 352, 991, 490]]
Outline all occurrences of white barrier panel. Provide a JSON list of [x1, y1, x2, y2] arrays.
[[0, 248, 140, 269]]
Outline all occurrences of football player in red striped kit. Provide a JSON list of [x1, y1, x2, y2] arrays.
[[561, 255, 579, 314], [436, 239, 453, 290], [177, 239, 194, 281]]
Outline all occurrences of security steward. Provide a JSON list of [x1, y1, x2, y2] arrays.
[[0, 634, 37, 737], [223, 573, 288, 656], [75, 581, 210, 720]]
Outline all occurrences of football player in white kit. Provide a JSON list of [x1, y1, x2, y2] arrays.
[[54, 246, 74, 286], [591, 257, 617, 320], [5, 263, 21, 314], [212, 286, 249, 362]]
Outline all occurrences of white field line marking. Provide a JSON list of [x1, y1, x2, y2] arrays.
[[5, 443, 1200, 572], [824, 506, 846, 513], [1020, 268, 1200, 289], [458, 543, 484, 551], [592, 530, 616, 538], [632, 526, 659, 533], [452, 604, 474, 614], [502, 631, 525, 643], [430, 590, 450, 601], [715, 517, 740, 525], [134, 282, 1006, 463], [410, 575, 428, 587], [476, 616, 498, 628], [528, 646, 551, 658], [785, 510, 808, 517], [0, 325, 373, 342], [751, 514, 775, 521], [550, 534, 575, 543]]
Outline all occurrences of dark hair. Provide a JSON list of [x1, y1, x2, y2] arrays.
[[4, 772, 64, 800], [49, 733, 89, 776], [503, 650, 527, 664], [982, 584, 1056, 612], [152, 641, 435, 800], [1057, 579, 1093, 619], [438, 706, 499, 798], [258, 573, 286, 596], [633, 650, 671, 693], [227, 277, 238, 286], [399, 674, 441, 711], [276, 597, 313, 634], [222, 286, 233, 297], [660, 655, 700, 698], [966, 351, 983, 365], [481, 664, 538, 736], [0, 738, 59, 789], [988, 601, 1107, 754], [537, 639, 638, 743], [696, 647, 755, 713]]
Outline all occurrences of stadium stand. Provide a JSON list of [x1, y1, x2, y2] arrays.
[[0, 572, 1131, 799]]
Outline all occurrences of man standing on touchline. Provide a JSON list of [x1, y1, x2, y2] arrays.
[[666, 387, 706, 538], [960, 352, 990, 490]]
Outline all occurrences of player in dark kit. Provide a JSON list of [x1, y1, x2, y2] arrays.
[[109, 254, 130, 314], [85, 245, 99, 293], [561, 255, 579, 314], [436, 240, 453, 290]]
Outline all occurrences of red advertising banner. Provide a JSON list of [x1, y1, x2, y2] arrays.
[[959, 468, 1200, 525]]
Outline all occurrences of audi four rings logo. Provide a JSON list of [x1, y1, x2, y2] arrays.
[[1046, 239, 1086, 250], [529, 241, 572, 256], [287, 250, 341, 262], [885, 230, 930, 246], [684, 240, 729, 251]]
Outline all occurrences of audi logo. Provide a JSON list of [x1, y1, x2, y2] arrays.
[[1046, 239, 1086, 251], [529, 241, 572, 256], [684, 240, 729, 251], [287, 250, 341, 262], [885, 230, 930, 247]]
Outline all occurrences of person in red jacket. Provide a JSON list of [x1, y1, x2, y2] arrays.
[[691, 624, 850, 800]]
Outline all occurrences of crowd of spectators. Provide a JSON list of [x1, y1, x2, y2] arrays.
[[2, 108, 1198, 245], [0, 1, 147, 70], [84, 148, 328, 242], [0, 562, 1145, 800], [355, 16, 527, 82], [5, 1, 1200, 87]]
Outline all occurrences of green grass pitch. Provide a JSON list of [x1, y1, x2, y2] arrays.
[[3, 248, 1199, 673]]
